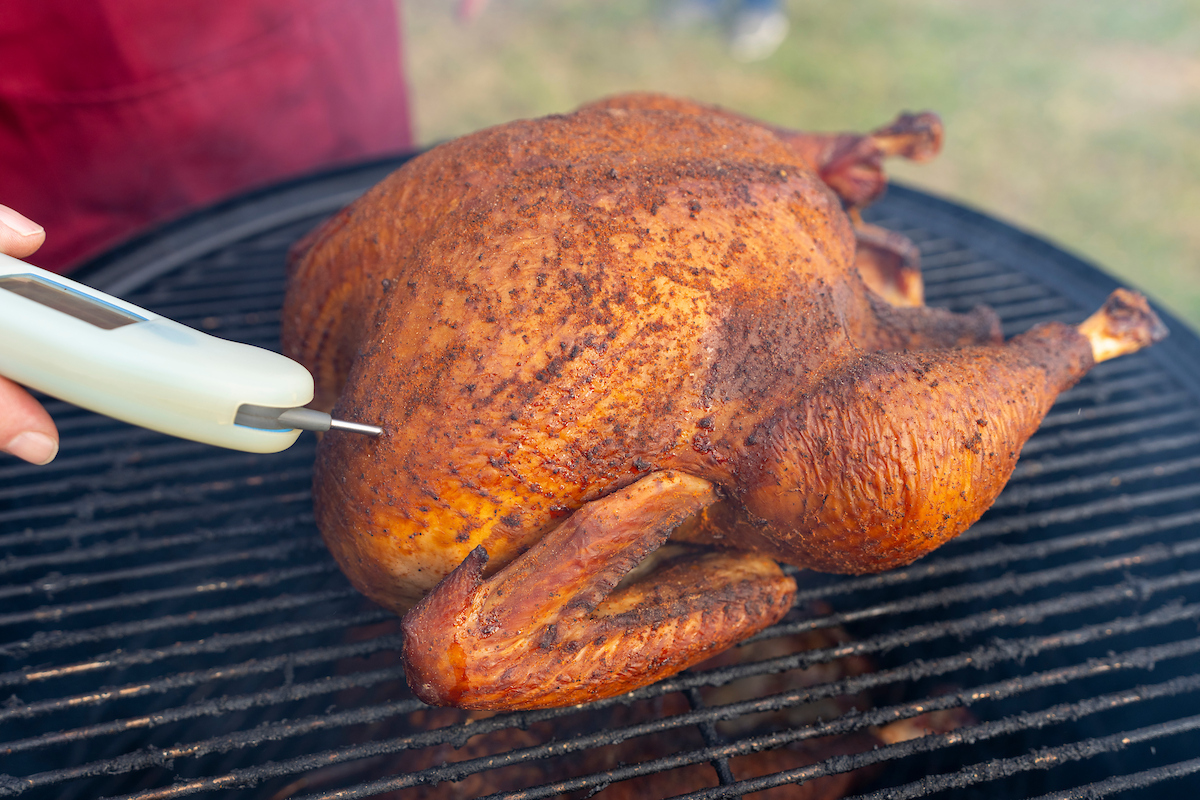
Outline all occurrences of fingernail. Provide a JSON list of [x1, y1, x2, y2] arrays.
[[0, 205, 44, 238], [5, 431, 58, 465]]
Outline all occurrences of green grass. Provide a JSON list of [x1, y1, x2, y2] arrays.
[[401, 0, 1200, 328]]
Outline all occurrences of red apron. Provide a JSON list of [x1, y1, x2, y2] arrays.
[[0, 0, 412, 272]]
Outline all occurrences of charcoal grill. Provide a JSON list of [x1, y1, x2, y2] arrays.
[[4, 156, 1200, 800]]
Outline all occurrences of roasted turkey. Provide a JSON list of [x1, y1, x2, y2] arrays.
[[282, 93, 1166, 710]]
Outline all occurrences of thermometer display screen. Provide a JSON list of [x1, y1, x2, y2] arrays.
[[0, 274, 146, 330]]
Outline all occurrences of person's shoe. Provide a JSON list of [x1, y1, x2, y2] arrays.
[[728, 3, 789, 62]]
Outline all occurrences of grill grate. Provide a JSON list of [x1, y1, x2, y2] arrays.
[[3, 161, 1200, 799]]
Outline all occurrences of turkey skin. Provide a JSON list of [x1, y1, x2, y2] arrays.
[[282, 94, 1165, 709]]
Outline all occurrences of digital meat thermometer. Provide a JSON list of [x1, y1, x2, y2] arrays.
[[0, 252, 381, 454]]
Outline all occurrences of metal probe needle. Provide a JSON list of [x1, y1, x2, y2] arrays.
[[276, 408, 383, 437], [328, 418, 384, 436]]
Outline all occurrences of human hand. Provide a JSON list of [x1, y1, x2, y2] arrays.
[[0, 205, 59, 465]]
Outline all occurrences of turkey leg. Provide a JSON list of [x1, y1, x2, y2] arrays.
[[730, 289, 1165, 573], [677, 290, 1166, 573], [402, 471, 797, 709]]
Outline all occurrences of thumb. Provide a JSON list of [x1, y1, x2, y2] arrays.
[[0, 205, 46, 260], [0, 376, 59, 465]]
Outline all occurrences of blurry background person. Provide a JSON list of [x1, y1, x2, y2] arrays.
[[0, 0, 413, 273]]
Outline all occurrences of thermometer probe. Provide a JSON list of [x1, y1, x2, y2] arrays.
[[0, 252, 381, 454]]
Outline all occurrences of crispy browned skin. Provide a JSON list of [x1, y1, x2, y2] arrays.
[[584, 93, 939, 305], [282, 94, 1165, 709], [403, 471, 795, 708], [584, 92, 944, 212]]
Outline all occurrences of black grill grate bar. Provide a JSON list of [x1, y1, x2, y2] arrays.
[[677, 702, 1200, 800], [9, 567, 1200, 777], [990, 452, 1200, 509], [773, 559, 1200, 659], [684, 687, 739, 791], [42, 412, 134, 434], [1056, 370, 1178, 405], [848, 713, 1200, 800], [83, 633, 1200, 800], [442, 641, 1200, 800], [1026, 757, 1200, 800], [199, 325, 285, 349], [734, 693, 1200, 800], [921, 270, 1034, 296], [926, 283, 1051, 309], [163, 320, 283, 345], [1013, 431, 1200, 479], [0, 435, 207, 479], [957, 481, 1200, 542], [928, 274, 1046, 298], [1075, 356, 1159, 381], [1016, 408, 1200, 455], [143, 288, 287, 320], [3, 664, 412, 760], [0, 445, 313, 511], [980, 296, 1076, 321], [921, 277, 1036, 302], [0, 489, 312, 551], [849, 734, 1200, 800], [786, 528, 1200, 637], [912, 250, 992, 270], [0, 584, 354, 664], [0, 499, 312, 576], [790, 509, 1200, 604], [0, 558, 334, 632], [1039, 391, 1189, 430], [1, 604, 391, 699], [645, 672, 1200, 800], [0, 630, 401, 726], [0, 533, 322, 604], [0, 467, 313, 528], [727, 601, 1200, 726], [147, 304, 283, 334], [0, 467, 312, 541], [2, 479, 1190, 772], [128, 277, 286, 307], [923, 261, 1011, 283]]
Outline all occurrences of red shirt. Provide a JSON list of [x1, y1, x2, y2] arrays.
[[0, 0, 413, 272]]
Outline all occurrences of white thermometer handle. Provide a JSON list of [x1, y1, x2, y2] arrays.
[[0, 252, 313, 454]]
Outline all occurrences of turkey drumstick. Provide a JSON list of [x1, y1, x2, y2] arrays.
[[716, 292, 1164, 573]]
